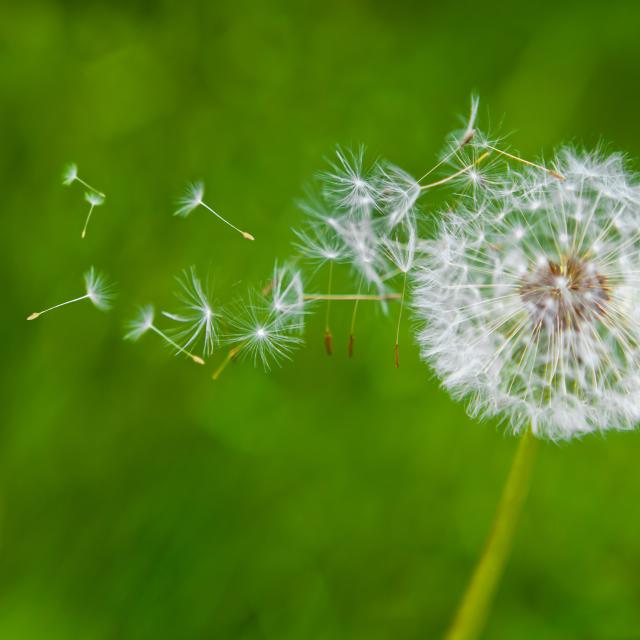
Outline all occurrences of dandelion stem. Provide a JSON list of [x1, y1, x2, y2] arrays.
[[324, 262, 334, 355], [199, 201, 255, 241], [417, 132, 475, 183], [304, 293, 402, 301], [444, 429, 538, 640], [394, 271, 408, 368], [27, 294, 89, 320], [150, 325, 205, 365], [82, 204, 96, 239], [348, 277, 363, 357], [420, 152, 490, 190], [212, 345, 242, 380], [483, 145, 565, 181], [75, 177, 105, 198]]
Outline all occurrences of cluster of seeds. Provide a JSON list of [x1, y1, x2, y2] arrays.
[[27, 98, 640, 439], [414, 150, 640, 439]]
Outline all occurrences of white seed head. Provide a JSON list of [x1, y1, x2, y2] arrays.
[[226, 297, 303, 370], [84, 267, 115, 311], [334, 216, 388, 297], [383, 219, 417, 274], [163, 267, 220, 356], [174, 182, 204, 217], [415, 149, 640, 441], [270, 261, 306, 330], [84, 191, 105, 207], [446, 138, 505, 201], [124, 305, 155, 341], [292, 223, 346, 264], [62, 163, 78, 186], [321, 146, 377, 215], [375, 162, 421, 228]]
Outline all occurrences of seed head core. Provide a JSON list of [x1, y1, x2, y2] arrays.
[[520, 256, 609, 331]]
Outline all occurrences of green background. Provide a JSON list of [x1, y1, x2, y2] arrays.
[[3, 1, 640, 638]]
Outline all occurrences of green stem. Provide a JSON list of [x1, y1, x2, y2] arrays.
[[325, 261, 334, 332], [324, 262, 334, 356], [444, 429, 539, 640], [212, 345, 242, 380], [394, 271, 408, 368], [348, 277, 363, 358]]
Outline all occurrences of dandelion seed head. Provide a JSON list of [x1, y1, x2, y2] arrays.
[[62, 163, 78, 186], [321, 147, 377, 214], [415, 149, 640, 440], [444, 95, 481, 149], [337, 217, 387, 289], [84, 191, 105, 207], [270, 262, 306, 330], [164, 267, 220, 356], [375, 162, 421, 228], [383, 219, 417, 274], [293, 224, 346, 264], [84, 267, 115, 311], [124, 305, 155, 341], [174, 182, 204, 217], [226, 298, 303, 370]]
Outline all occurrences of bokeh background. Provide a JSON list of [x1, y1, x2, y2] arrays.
[[3, 1, 640, 638]]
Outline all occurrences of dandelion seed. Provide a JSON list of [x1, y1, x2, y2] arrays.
[[27, 266, 115, 320], [335, 217, 388, 302], [270, 261, 306, 331], [174, 181, 255, 241], [418, 95, 481, 184], [460, 94, 480, 146], [81, 191, 105, 239], [225, 299, 303, 370], [62, 163, 106, 198], [292, 223, 344, 355], [321, 146, 377, 214], [376, 163, 421, 228], [162, 267, 220, 357], [384, 221, 416, 367], [292, 224, 346, 265], [415, 148, 640, 440], [124, 304, 205, 365], [383, 220, 417, 276], [420, 147, 496, 198]]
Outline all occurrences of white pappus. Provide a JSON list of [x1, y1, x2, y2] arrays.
[[414, 148, 640, 440]]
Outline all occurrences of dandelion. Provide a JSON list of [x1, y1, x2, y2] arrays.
[[27, 267, 115, 320], [124, 304, 205, 365], [335, 216, 388, 300], [416, 148, 640, 440], [269, 261, 306, 331], [292, 223, 345, 265], [81, 191, 105, 239], [418, 95, 481, 185], [383, 220, 416, 367], [460, 93, 480, 146], [416, 148, 640, 640], [174, 181, 255, 241], [223, 298, 303, 372], [62, 163, 106, 198], [162, 267, 220, 357], [321, 146, 377, 215], [422, 144, 496, 199], [375, 162, 421, 229], [293, 223, 345, 356]]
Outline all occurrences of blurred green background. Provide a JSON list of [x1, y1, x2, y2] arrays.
[[3, 1, 640, 638]]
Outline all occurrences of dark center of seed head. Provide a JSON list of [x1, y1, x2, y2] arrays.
[[519, 256, 609, 331]]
